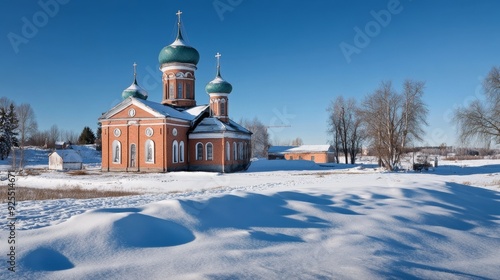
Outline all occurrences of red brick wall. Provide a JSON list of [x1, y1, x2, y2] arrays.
[[101, 104, 191, 172], [165, 123, 190, 171], [285, 152, 334, 163], [188, 137, 251, 172], [101, 104, 250, 173], [161, 69, 196, 107]]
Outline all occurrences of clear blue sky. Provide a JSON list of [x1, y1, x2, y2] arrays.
[[2, 0, 499, 146]]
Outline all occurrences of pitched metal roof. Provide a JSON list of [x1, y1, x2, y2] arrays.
[[49, 149, 83, 163]]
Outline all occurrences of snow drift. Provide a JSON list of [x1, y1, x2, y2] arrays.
[[0, 157, 499, 279]]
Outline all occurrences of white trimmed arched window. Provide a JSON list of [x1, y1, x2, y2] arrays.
[[173, 140, 179, 163], [225, 141, 230, 161], [145, 139, 155, 163], [233, 142, 237, 160], [206, 142, 213, 161], [196, 142, 203, 161], [112, 140, 121, 164], [130, 143, 136, 167], [238, 142, 243, 160], [179, 141, 185, 162]]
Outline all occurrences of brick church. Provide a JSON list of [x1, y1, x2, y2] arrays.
[[99, 11, 252, 173]]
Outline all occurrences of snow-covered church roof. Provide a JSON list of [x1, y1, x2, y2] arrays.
[[99, 97, 250, 137], [191, 117, 251, 135], [99, 97, 206, 122]]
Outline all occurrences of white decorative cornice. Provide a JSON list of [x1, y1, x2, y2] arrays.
[[160, 64, 197, 72]]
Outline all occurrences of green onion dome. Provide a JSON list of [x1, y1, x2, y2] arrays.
[[122, 63, 148, 100], [121, 79, 148, 100], [205, 66, 232, 94], [158, 24, 199, 66]]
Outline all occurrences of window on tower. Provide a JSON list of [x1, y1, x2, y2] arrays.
[[220, 102, 225, 115], [177, 82, 183, 99], [186, 83, 191, 99], [169, 83, 174, 99]]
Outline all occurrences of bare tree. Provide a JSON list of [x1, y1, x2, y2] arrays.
[[360, 80, 428, 170], [453, 66, 500, 145], [290, 137, 303, 146], [48, 124, 60, 149], [27, 130, 49, 147], [0, 97, 14, 112], [61, 129, 78, 144], [327, 96, 364, 164], [327, 99, 342, 163], [240, 117, 270, 158], [15, 103, 38, 167], [400, 80, 428, 153], [348, 101, 364, 164]]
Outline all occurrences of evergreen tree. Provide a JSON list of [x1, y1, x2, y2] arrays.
[[8, 103, 19, 147], [0, 109, 8, 160], [0, 104, 19, 160], [78, 126, 96, 144]]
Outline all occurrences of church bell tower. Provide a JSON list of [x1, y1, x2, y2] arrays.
[[158, 11, 199, 107], [205, 52, 233, 123]]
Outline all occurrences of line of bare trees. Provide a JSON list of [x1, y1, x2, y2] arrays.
[[328, 80, 428, 170], [327, 96, 364, 164], [1, 96, 98, 169], [329, 66, 500, 171], [240, 117, 270, 158]]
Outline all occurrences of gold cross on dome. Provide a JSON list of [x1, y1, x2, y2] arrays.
[[176, 10, 182, 23]]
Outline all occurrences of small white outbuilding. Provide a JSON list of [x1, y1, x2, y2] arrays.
[[48, 150, 83, 170]]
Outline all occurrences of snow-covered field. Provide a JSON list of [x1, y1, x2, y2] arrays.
[[1, 147, 499, 279]]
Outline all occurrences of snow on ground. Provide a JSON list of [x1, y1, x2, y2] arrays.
[[0, 149, 499, 279]]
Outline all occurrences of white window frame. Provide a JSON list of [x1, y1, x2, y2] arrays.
[[173, 140, 178, 163], [233, 142, 237, 160], [225, 141, 230, 161], [112, 140, 121, 164], [196, 142, 203, 161], [179, 141, 185, 162], [130, 143, 136, 167], [145, 139, 155, 164], [206, 142, 213, 161]]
